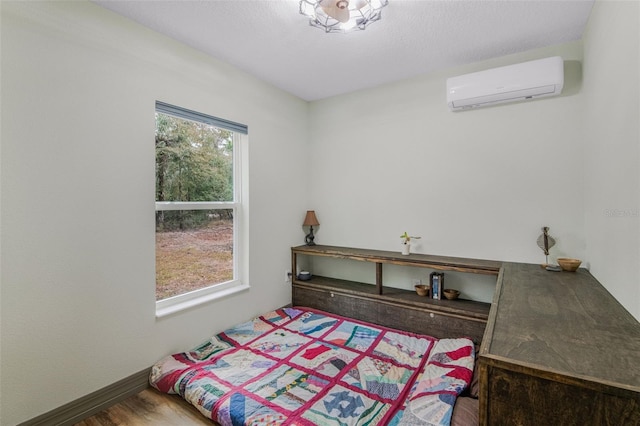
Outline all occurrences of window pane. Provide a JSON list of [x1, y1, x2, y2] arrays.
[[155, 209, 233, 301], [155, 112, 233, 202]]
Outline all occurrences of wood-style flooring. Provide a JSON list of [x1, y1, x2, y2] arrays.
[[74, 388, 214, 425]]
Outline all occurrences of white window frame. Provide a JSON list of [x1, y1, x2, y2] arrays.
[[155, 103, 249, 318]]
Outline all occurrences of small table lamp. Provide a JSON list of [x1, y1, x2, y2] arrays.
[[303, 210, 320, 246]]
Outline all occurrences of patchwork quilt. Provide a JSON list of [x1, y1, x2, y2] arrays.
[[150, 307, 474, 426]]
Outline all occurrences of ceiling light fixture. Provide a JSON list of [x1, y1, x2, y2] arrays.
[[299, 0, 389, 33]]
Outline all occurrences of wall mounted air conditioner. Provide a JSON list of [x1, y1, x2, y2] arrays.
[[446, 56, 564, 111]]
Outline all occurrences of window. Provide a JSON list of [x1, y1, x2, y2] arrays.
[[155, 101, 248, 316]]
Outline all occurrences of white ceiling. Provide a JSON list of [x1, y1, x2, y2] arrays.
[[93, 0, 595, 101]]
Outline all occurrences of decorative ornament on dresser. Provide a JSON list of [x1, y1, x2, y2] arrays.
[[303, 210, 320, 245], [400, 232, 421, 255], [536, 226, 556, 267]]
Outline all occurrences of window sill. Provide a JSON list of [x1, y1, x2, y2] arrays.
[[155, 283, 250, 319]]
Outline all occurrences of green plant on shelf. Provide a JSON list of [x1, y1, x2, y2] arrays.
[[400, 232, 421, 244]]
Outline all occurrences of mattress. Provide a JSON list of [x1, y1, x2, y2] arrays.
[[150, 307, 475, 425]]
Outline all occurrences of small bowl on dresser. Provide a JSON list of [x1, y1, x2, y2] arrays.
[[557, 258, 582, 272], [415, 284, 429, 297], [443, 289, 460, 300], [297, 271, 312, 281]]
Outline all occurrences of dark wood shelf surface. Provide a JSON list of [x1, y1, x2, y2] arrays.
[[292, 245, 502, 276]]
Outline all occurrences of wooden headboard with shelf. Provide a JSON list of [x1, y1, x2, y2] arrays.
[[291, 244, 501, 345]]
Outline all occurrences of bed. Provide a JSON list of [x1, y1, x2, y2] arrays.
[[150, 306, 479, 425]]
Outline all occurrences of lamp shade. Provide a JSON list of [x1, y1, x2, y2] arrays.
[[303, 210, 320, 226]]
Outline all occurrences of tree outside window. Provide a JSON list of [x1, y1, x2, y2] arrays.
[[155, 103, 244, 304]]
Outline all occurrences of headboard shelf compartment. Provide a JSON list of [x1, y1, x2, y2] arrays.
[[292, 245, 502, 277], [294, 278, 491, 321]]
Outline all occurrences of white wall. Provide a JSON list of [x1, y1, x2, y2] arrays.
[[308, 43, 585, 294], [582, 0, 640, 320], [0, 2, 308, 424]]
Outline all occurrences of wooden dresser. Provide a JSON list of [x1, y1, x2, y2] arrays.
[[479, 262, 640, 425]]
